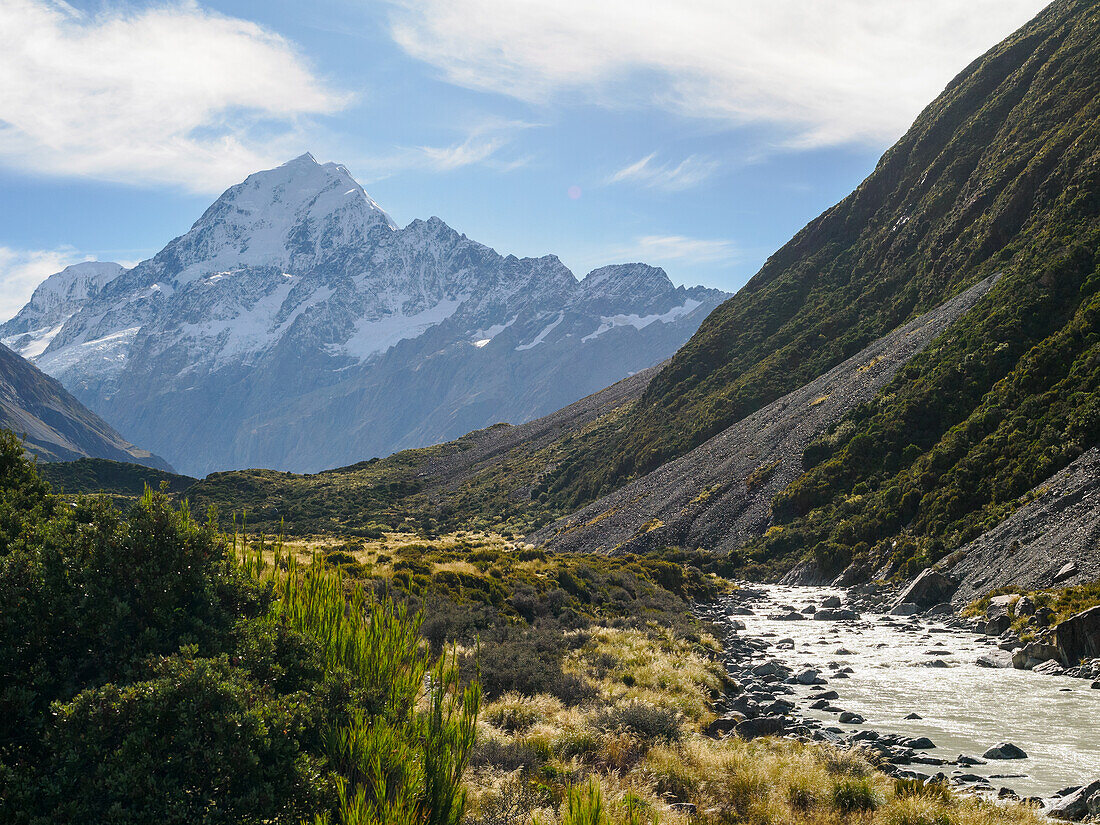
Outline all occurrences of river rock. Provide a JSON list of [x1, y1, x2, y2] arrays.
[[905, 712, 922, 719], [736, 715, 787, 740], [1012, 641, 1061, 670], [838, 711, 864, 724], [891, 603, 921, 616], [1054, 605, 1100, 666], [957, 755, 986, 766], [1032, 659, 1066, 676], [894, 569, 958, 609], [983, 742, 1027, 760], [814, 608, 859, 620], [794, 668, 821, 685], [1088, 789, 1100, 816], [985, 615, 1012, 636], [768, 612, 806, 621], [1092, 680, 1100, 689], [976, 651, 1013, 668], [705, 714, 746, 737], [821, 595, 842, 608], [1048, 779, 1100, 821], [906, 737, 936, 750]]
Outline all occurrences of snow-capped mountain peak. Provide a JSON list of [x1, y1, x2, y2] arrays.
[[166, 152, 397, 285]]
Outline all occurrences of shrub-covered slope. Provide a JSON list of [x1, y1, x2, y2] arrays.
[[532, 0, 1100, 528]]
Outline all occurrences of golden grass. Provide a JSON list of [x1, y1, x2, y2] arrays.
[[468, 626, 1047, 825]]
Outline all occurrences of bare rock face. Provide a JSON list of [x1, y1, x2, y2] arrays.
[[892, 569, 958, 610], [945, 448, 1100, 604], [1054, 606, 1100, 667]]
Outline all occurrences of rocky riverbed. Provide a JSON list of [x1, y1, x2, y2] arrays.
[[701, 584, 1100, 817]]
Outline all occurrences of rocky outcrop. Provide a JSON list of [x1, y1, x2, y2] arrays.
[[533, 276, 998, 555], [945, 448, 1100, 604], [892, 569, 957, 610], [1054, 606, 1100, 667]]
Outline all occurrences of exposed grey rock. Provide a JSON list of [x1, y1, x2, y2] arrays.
[[1012, 641, 1061, 670], [795, 668, 821, 685], [814, 609, 860, 620], [736, 715, 788, 739], [821, 596, 842, 608], [1054, 606, 1100, 666], [1048, 780, 1100, 821], [838, 711, 864, 724], [0, 343, 170, 469], [976, 651, 1013, 668], [1053, 561, 1080, 583], [1032, 659, 1066, 676], [983, 742, 1027, 760], [894, 569, 958, 610], [891, 603, 921, 616]]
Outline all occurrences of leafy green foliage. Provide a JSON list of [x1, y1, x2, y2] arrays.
[[0, 433, 479, 825]]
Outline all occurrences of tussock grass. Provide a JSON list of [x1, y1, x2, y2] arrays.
[[468, 625, 1047, 825]]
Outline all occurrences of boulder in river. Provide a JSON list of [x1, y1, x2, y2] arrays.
[[976, 651, 1013, 668], [821, 595, 842, 608], [893, 569, 958, 609], [1032, 659, 1066, 676], [838, 711, 864, 724], [1053, 605, 1100, 666], [983, 742, 1027, 760], [795, 668, 821, 685], [1011, 641, 1062, 670], [891, 603, 921, 616], [814, 608, 859, 620]]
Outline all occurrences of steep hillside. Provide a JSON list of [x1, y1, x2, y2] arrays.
[[534, 276, 997, 561], [532, 0, 1099, 528], [0, 345, 172, 470], [1, 155, 726, 476], [943, 447, 1100, 603], [184, 363, 663, 536]]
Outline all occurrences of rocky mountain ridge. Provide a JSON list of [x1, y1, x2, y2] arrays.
[[0, 343, 171, 470]]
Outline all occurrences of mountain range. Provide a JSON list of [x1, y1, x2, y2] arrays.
[[1, 156, 727, 476], [173, 0, 1100, 594]]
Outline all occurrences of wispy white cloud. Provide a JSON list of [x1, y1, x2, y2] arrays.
[[350, 119, 534, 178], [388, 0, 1049, 147], [608, 153, 719, 191], [0, 246, 91, 322], [612, 235, 737, 266], [0, 0, 350, 193]]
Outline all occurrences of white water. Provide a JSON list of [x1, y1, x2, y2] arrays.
[[730, 585, 1100, 797]]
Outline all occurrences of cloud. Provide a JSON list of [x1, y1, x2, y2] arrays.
[[0, 246, 91, 322], [387, 0, 1050, 147], [613, 235, 737, 266], [0, 0, 350, 193], [608, 153, 719, 191]]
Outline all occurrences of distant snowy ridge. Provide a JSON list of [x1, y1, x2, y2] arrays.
[[1, 154, 729, 475]]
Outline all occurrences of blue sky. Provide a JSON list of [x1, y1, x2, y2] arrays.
[[0, 0, 1049, 318]]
